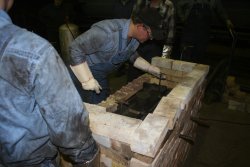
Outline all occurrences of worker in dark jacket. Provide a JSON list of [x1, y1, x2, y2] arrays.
[[0, 0, 98, 166], [69, 8, 166, 104], [175, 0, 234, 63], [127, 0, 175, 82]]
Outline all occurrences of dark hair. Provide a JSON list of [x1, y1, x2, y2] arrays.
[[132, 7, 163, 28], [131, 7, 166, 40]]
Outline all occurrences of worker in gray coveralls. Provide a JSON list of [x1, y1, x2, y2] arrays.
[[69, 7, 166, 104]]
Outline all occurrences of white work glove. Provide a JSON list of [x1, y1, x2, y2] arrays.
[[134, 57, 161, 78], [82, 78, 102, 94], [148, 65, 161, 77], [162, 45, 172, 58], [70, 62, 102, 94]]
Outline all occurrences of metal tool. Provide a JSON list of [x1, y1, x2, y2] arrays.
[[179, 134, 195, 145], [158, 73, 167, 96]]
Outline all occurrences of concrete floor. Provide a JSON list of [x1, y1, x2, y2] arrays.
[[181, 34, 250, 166], [183, 101, 250, 167]]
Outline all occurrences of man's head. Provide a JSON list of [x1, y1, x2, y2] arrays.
[[0, 0, 14, 11], [131, 7, 165, 42]]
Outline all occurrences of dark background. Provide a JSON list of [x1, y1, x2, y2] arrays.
[[8, 0, 250, 34], [8, 0, 250, 91]]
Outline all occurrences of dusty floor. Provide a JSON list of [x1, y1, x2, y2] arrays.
[[183, 101, 250, 167]]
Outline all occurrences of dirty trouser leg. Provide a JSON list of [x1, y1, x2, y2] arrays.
[[89, 74, 110, 104]]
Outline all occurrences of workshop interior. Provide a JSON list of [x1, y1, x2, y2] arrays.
[[5, 0, 250, 166]]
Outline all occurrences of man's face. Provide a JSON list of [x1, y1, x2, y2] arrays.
[[136, 24, 153, 43]]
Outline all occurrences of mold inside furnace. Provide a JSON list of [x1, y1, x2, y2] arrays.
[[116, 83, 171, 120]]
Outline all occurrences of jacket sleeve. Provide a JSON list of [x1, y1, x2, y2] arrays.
[[34, 45, 97, 163], [69, 27, 109, 66]]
